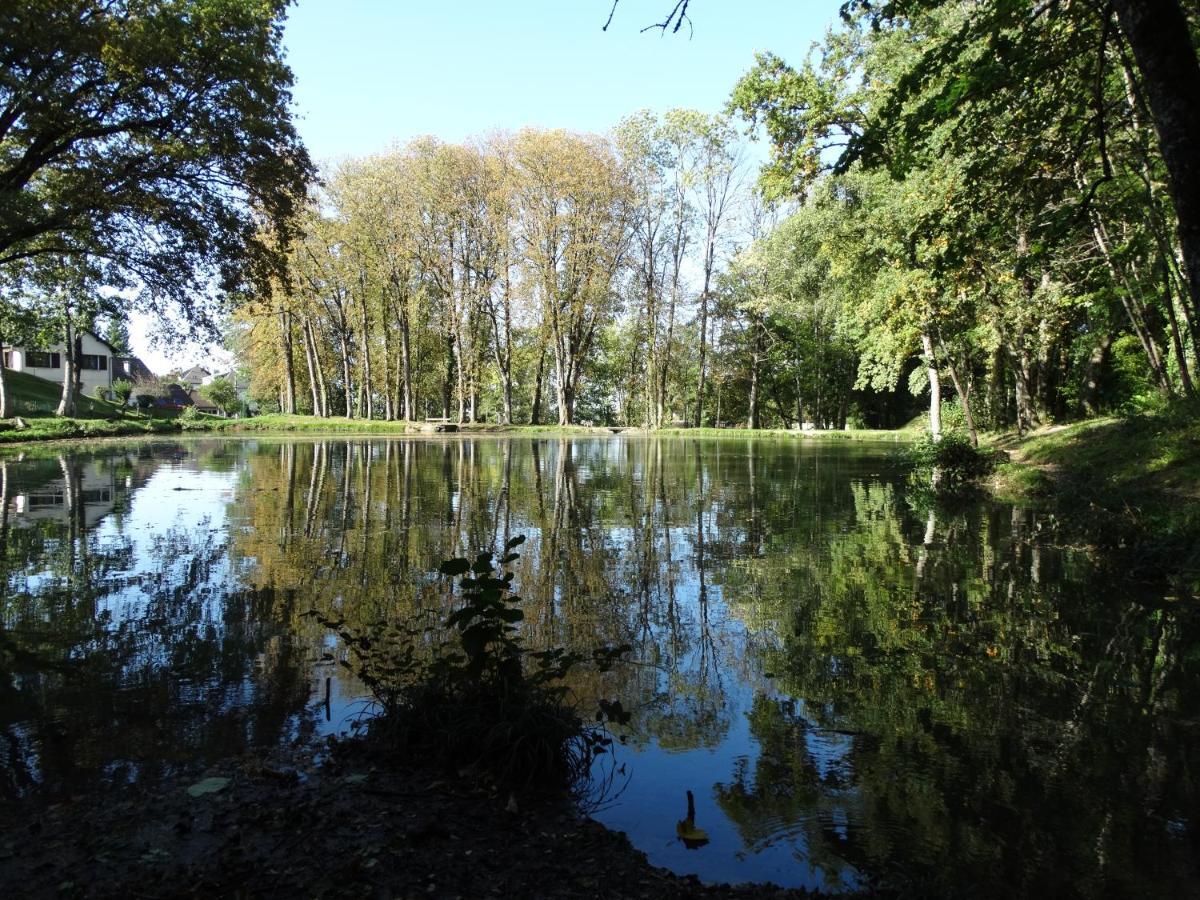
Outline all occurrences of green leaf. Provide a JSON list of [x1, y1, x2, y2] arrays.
[[505, 535, 526, 550], [187, 777, 230, 798]]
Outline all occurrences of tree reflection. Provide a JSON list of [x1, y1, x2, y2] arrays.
[[0, 444, 312, 797], [2, 437, 1197, 897], [717, 480, 1200, 896]]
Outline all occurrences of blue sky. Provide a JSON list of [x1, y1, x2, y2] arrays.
[[135, 0, 845, 371], [283, 0, 844, 162]]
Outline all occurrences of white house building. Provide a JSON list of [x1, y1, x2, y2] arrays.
[[2, 330, 119, 396]]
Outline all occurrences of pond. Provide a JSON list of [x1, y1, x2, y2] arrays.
[[1, 436, 1197, 896]]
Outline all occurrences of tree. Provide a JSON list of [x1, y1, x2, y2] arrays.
[[111, 378, 133, 406], [513, 130, 632, 425], [201, 377, 240, 416], [0, 0, 312, 333], [104, 311, 132, 356]]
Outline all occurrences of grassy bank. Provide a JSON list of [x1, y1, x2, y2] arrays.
[[987, 405, 1200, 588], [1, 401, 914, 445], [212, 415, 910, 441], [0, 369, 189, 444]]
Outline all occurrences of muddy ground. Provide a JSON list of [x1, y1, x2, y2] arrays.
[[0, 738, 851, 899]]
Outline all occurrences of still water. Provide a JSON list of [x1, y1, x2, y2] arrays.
[[1, 436, 1197, 896]]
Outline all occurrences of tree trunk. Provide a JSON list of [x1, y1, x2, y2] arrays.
[[921, 332, 942, 441], [310, 321, 330, 417], [399, 307, 413, 421], [938, 338, 978, 446], [56, 299, 77, 418], [1082, 334, 1113, 416], [301, 317, 321, 415], [1112, 0, 1200, 330], [358, 282, 373, 420], [530, 343, 545, 426], [339, 333, 353, 418], [748, 321, 763, 430], [279, 309, 296, 415], [0, 337, 8, 419], [381, 317, 394, 420]]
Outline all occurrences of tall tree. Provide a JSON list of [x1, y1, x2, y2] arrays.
[[0, 0, 312, 336]]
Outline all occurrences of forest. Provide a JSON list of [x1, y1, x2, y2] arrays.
[[232, 1, 1200, 439]]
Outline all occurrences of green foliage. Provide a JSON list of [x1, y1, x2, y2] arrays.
[[200, 376, 239, 415], [1, 0, 312, 330], [312, 537, 631, 794], [907, 432, 996, 485], [111, 379, 134, 405]]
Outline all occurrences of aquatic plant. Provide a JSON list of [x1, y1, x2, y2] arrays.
[[311, 536, 632, 796]]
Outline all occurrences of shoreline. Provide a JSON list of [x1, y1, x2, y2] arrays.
[[0, 412, 913, 447], [982, 411, 1200, 589], [0, 737, 828, 899]]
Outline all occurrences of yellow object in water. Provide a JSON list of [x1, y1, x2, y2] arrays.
[[676, 790, 710, 849]]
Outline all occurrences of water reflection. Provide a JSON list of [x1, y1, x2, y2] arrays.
[[1, 437, 1197, 897]]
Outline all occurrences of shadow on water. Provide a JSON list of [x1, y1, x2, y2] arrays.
[[1, 436, 1198, 896]]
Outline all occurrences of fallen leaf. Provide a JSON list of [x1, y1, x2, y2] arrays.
[[187, 777, 231, 798]]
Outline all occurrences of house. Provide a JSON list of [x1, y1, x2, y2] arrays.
[[157, 383, 194, 410], [8, 459, 118, 529], [114, 355, 155, 385], [178, 365, 210, 389], [188, 390, 220, 415], [1, 330, 119, 397]]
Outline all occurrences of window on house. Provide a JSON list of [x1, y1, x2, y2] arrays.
[[27, 492, 65, 508], [79, 354, 108, 370], [26, 351, 61, 368], [1, 351, 11, 368]]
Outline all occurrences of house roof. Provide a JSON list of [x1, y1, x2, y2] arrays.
[[180, 365, 210, 381], [189, 390, 218, 410], [163, 383, 193, 406], [82, 329, 121, 355], [114, 355, 155, 383]]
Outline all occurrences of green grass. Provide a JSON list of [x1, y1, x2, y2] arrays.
[[987, 403, 1200, 587], [2, 368, 127, 418], [650, 425, 910, 441], [0, 415, 181, 444], [0, 369, 189, 444], [1, 389, 914, 445], [211, 414, 911, 441]]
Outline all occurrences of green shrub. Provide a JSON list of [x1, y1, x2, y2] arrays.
[[135, 393, 155, 409], [112, 379, 134, 405], [312, 536, 630, 796], [907, 432, 997, 484]]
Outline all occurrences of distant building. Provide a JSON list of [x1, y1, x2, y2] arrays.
[[188, 390, 219, 415], [2, 330, 119, 396], [159, 383, 194, 410], [178, 365, 210, 389]]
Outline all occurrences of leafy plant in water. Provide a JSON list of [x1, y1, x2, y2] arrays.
[[310, 535, 632, 797]]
